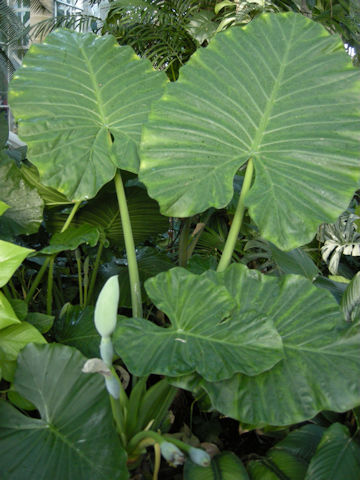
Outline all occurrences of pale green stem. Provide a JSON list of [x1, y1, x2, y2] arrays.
[[60, 201, 82, 233], [86, 238, 105, 306], [114, 170, 142, 318], [83, 256, 89, 308], [217, 159, 254, 272], [110, 395, 127, 447]]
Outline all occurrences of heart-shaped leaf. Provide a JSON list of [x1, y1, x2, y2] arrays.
[[139, 12, 360, 250], [199, 265, 360, 426], [113, 267, 283, 381], [9, 29, 166, 201], [0, 343, 128, 480]]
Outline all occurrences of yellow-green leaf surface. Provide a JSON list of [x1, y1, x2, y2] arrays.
[[140, 12, 360, 250], [9, 30, 166, 201], [0, 240, 34, 287], [113, 267, 283, 381], [0, 292, 20, 330]]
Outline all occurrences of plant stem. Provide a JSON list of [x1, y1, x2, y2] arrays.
[[153, 443, 161, 480], [86, 238, 104, 306], [217, 159, 254, 272], [178, 218, 191, 267], [187, 209, 214, 260], [25, 257, 50, 305], [26, 201, 82, 306], [114, 170, 142, 318], [110, 395, 127, 447], [75, 249, 83, 307], [46, 255, 55, 315]]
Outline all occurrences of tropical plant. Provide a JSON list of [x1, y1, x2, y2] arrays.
[[0, 8, 360, 480]]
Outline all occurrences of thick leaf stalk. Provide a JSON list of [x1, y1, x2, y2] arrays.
[[217, 159, 253, 272], [114, 171, 143, 318]]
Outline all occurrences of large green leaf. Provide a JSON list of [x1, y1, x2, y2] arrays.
[[9, 29, 166, 201], [114, 267, 283, 381], [0, 152, 44, 239], [139, 12, 360, 250], [305, 423, 360, 480], [0, 239, 34, 287], [199, 265, 360, 426], [0, 343, 128, 480], [341, 271, 360, 321]]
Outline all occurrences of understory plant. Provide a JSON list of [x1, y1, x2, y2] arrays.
[[0, 9, 360, 480]]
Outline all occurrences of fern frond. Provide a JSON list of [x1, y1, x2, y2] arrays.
[[30, 13, 101, 40]]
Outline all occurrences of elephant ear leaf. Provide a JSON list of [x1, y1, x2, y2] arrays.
[[113, 267, 283, 382], [9, 29, 166, 202], [139, 12, 360, 250], [200, 264, 360, 426], [0, 343, 127, 480]]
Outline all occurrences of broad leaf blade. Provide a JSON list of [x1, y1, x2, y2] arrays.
[[305, 423, 360, 480], [201, 266, 360, 425], [0, 343, 128, 480], [139, 12, 360, 250], [114, 267, 283, 381], [9, 30, 166, 201]]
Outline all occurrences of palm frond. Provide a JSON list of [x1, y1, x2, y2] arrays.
[[30, 13, 101, 40]]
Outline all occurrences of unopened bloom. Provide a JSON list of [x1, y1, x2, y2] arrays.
[[160, 441, 185, 466], [189, 447, 211, 467]]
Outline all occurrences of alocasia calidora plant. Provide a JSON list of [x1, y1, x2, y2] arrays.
[[1, 10, 360, 479]]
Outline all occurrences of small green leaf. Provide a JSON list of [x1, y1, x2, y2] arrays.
[[41, 224, 100, 255], [25, 312, 54, 333], [0, 239, 34, 287], [0, 321, 46, 381], [0, 292, 21, 330]]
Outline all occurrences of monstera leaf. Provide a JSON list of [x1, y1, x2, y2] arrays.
[[139, 12, 360, 250], [9, 29, 166, 201], [195, 265, 360, 426], [0, 343, 128, 480], [113, 267, 283, 381]]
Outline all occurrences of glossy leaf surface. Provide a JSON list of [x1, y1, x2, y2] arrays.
[[140, 12, 360, 250], [0, 343, 128, 480], [200, 265, 360, 425], [114, 267, 283, 381], [0, 292, 20, 330], [9, 29, 166, 201]]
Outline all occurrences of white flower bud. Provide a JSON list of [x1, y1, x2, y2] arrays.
[[160, 441, 185, 466], [94, 275, 119, 337], [189, 447, 211, 467]]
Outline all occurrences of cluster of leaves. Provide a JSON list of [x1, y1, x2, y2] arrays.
[[0, 2, 360, 480]]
